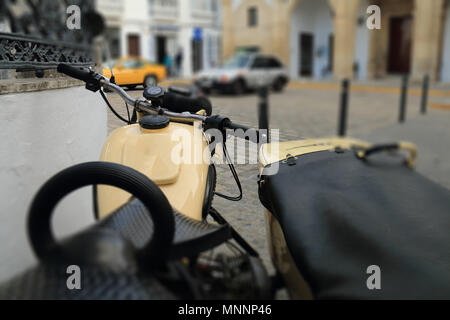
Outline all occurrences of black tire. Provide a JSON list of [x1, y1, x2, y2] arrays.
[[273, 77, 286, 92], [143, 75, 158, 88], [232, 79, 246, 95]]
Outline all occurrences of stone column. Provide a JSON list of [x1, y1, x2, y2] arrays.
[[329, 0, 360, 80], [411, 0, 445, 81], [221, 0, 235, 61], [271, 0, 292, 66]]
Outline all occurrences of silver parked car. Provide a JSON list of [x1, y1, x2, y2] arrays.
[[194, 53, 289, 95]]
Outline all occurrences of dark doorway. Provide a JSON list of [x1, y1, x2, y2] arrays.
[[328, 34, 334, 73], [299, 33, 314, 77], [192, 39, 203, 73], [127, 34, 140, 57], [156, 36, 167, 64], [388, 16, 412, 74]]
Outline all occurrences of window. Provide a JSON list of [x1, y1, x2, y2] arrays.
[[236, 46, 260, 54], [251, 57, 270, 69], [224, 55, 251, 69], [248, 7, 258, 27], [211, 0, 218, 12], [149, 0, 177, 9], [122, 59, 144, 69], [191, 0, 216, 13], [268, 58, 282, 69]]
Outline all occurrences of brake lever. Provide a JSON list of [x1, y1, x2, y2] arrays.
[[86, 70, 104, 93], [109, 67, 116, 84]]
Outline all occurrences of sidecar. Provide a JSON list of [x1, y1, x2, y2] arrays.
[[258, 137, 450, 300]]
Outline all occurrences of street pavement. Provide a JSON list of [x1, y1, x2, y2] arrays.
[[105, 84, 450, 296]]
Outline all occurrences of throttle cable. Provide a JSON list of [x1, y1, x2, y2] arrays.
[[99, 90, 133, 125], [214, 141, 243, 202]]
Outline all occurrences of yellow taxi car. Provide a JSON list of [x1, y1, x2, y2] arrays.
[[103, 57, 167, 89]]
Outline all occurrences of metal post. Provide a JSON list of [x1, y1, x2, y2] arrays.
[[258, 85, 270, 142], [399, 74, 409, 123], [421, 74, 429, 115], [338, 79, 350, 137]]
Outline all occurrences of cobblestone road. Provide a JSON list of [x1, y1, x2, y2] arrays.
[[106, 85, 450, 292]]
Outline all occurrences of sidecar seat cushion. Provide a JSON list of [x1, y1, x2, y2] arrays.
[[99, 199, 232, 259], [259, 150, 450, 299]]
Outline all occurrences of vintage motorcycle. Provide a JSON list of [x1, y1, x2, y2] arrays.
[[1, 64, 449, 300]]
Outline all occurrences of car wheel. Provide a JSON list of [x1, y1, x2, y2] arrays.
[[144, 75, 158, 88], [273, 77, 286, 92], [232, 79, 245, 95]]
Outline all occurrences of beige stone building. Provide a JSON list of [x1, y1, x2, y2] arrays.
[[222, 0, 450, 82]]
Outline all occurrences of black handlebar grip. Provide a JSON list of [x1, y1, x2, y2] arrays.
[[57, 64, 93, 82], [225, 120, 261, 143], [224, 120, 252, 132], [162, 92, 212, 116]]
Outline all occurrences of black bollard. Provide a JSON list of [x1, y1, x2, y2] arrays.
[[338, 79, 350, 137], [258, 85, 270, 143], [399, 74, 409, 123], [421, 74, 429, 115]]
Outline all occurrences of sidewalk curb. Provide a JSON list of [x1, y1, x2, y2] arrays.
[[288, 81, 450, 97]]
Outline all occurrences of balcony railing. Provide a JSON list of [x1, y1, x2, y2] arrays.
[[97, 0, 123, 18], [149, 5, 179, 20]]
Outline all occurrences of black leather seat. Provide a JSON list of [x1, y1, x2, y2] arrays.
[[260, 150, 450, 299]]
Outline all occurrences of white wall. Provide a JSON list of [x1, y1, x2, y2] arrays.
[[441, 3, 450, 82], [180, 0, 194, 77], [290, 0, 333, 79], [354, 0, 370, 80], [121, 0, 151, 59], [0, 87, 107, 282]]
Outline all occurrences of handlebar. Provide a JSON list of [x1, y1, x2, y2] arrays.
[[57, 64, 259, 141], [57, 64, 93, 82], [163, 92, 212, 116]]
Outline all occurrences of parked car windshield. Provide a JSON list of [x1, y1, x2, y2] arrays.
[[122, 59, 145, 69], [103, 59, 117, 69], [223, 55, 251, 69]]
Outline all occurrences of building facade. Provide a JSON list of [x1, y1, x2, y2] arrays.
[[97, 0, 222, 77], [222, 0, 450, 82]]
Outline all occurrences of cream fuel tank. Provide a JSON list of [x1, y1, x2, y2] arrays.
[[96, 114, 212, 222]]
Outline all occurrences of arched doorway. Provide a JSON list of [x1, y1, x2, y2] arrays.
[[369, 0, 414, 78], [289, 0, 334, 79]]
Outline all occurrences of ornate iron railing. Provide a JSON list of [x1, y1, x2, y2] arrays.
[[0, 32, 93, 70], [0, 0, 100, 71]]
